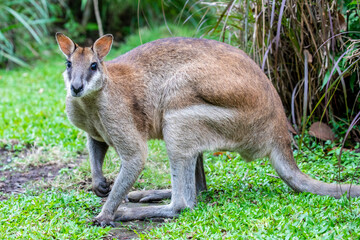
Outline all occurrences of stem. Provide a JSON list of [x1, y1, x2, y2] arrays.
[[93, 0, 104, 37]]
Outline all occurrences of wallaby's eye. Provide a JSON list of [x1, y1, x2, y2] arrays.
[[90, 62, 97, 71], [66, 61, 72, 68]]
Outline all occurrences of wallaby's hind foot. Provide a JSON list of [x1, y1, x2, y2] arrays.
[[115, 204, 178, 222], [127, 189, 172, 203]]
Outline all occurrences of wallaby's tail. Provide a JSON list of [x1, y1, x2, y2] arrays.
[[270, 147, 360, 198]]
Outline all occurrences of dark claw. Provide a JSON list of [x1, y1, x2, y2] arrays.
[[100, 182, 110, 188], [92, 219, 100, 226], [93, 187, 110, 197], [93, 218, 116, 228]]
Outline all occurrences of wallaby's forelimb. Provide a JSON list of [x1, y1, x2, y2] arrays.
[[88, 135, 110, 197], [127, 153, 207, 203], [95, 147, 146, 225]]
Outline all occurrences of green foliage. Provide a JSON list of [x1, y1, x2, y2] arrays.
[[340, 0, 360, 39], [0, 0, 57, 68], [0, 190, 110, 239]]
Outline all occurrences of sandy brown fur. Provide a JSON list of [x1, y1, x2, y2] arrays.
[[56, 34, 360, 226]]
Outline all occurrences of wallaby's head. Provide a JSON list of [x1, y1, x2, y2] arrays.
[[55, 33, 113, 98]]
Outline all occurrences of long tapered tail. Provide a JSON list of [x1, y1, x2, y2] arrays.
[[270, 147, 360, 198]]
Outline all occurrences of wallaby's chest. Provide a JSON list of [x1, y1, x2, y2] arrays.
[[66, 97, 112, 145]]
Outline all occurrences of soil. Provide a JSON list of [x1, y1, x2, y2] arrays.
[[107, 219, 166, 240], [0, 147, 170, 239], [0, 148, 66, 200]]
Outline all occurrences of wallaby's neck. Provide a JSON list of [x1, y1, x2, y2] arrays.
[[67, 89, 102, 114]]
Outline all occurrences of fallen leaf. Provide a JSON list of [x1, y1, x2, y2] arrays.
[[304, 50, 313, 63], [213, 152, 225, 156], [338, 11, 346, 31], [309, 122, 335, 141]]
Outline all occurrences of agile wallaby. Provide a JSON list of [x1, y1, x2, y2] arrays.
[[56, 33, 360, 226]]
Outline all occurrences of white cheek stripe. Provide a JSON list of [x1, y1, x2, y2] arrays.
[[83, 71, 102, 95], [62, 71, 71, 91]]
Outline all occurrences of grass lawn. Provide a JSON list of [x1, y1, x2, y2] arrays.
[[1, 25, 360, 239]]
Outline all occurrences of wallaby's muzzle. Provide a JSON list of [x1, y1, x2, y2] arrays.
[[71, 82, 84, 97]]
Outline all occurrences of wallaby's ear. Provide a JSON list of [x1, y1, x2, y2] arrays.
[[93, 34, 113, 61], [56, 33, 76, 58]]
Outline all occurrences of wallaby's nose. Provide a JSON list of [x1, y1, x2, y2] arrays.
[[71, 83, 84, 94]]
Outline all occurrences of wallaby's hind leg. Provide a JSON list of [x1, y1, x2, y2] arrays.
[[127, 153, 207, 203], [87, 135, 110, 197]]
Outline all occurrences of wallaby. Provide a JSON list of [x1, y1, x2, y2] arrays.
[[56, 33, 360, 226]]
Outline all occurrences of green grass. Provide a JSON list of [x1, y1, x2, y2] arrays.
[[0, 51, 82, 152], [1, 24, 360, 239], [0, 190, 110, 239]]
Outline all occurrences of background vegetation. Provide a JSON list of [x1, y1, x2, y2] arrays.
[[1, 0, 359, 138], [0, 0, 360, 239]]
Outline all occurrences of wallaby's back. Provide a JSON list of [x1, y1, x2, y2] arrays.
[[104, 38, 283, 140]]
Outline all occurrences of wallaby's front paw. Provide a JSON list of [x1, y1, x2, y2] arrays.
[[93, 213, 116, 227], [92, 178, 111, 197]]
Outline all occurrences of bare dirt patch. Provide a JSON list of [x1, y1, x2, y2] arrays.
[[107, 219, 165, 240], [0, 147, 67, 200]]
